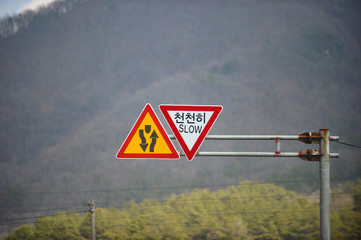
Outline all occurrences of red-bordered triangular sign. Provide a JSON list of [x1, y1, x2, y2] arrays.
[[116, 104, 179, 159], [159, 105, 222, 161]]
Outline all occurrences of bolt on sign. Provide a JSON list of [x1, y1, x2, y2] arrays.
[[116, 104, 179, 159], [159, 105, 223, 161]]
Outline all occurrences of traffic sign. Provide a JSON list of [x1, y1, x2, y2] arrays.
[[116, 104, 179, 159], [159, 105, 223, 160]]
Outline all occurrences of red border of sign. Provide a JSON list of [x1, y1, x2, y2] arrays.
[[116, 104, 179, 159], [159, 105, 223, 161]]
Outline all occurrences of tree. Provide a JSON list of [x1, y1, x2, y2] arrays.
[[6, 225, 34, 240], [7, 180, 361, 239], [338, 180, 361, 239], [34, 212, 86, 240]]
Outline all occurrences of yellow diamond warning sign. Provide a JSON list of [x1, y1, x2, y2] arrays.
[[116, 104, 179, 159]]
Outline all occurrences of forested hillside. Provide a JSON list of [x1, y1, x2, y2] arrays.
[[0, 0, 361, 237], [5, 181, 361, 239]]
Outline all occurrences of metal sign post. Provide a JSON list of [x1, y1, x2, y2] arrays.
[[170, 129, 338, 240], [116, 105, 338, 240], [320, 129, 331, 240]]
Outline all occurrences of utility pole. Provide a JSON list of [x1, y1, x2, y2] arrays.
[[320, 129, 330, 240], [88, 200, 96, 240], [169, 129, 338, 240], [118, 104, 339, 239]]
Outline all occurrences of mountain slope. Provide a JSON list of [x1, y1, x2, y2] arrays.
[[0, 0, 361, 234]]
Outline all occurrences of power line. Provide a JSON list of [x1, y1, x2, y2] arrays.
[[2, 207, 360, 227], [0, 202, 87, 209], [333, 141, 361, 149], [0, 179, 359, 225], [1, 191, 360, 226], [0, 178, 354, 197], [0, 206, 85, 216], [0, 192, 355, 220], [0, 208, 321, 226], [0, 192, 357, 215]]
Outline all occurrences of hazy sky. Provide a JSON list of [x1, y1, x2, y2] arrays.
[[0, 0, 57, 18]]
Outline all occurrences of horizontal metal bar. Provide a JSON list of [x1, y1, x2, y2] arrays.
[[179, 152, 339, 158], [169, 135, 339, 141], [170, 135, 298, 140], [189, 152, 299, 157], [329, 136, 339, 141]]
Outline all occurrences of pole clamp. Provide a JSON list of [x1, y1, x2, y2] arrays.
[[298, 149, 322, 161], [299, 132, 322, 144]]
